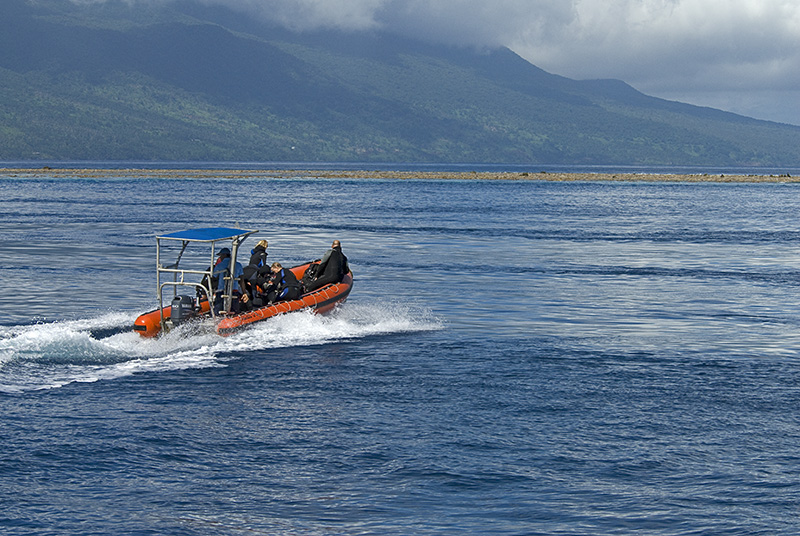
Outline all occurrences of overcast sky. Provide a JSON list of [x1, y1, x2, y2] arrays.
[[91, 0, 800, 125]]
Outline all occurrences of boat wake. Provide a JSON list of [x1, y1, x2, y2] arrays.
[[0, 302, 443, 393]]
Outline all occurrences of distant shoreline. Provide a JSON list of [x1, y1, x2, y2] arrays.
[[1, 168, 798, 182]]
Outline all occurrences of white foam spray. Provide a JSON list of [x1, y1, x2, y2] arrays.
[[0, 302, 443, 393]]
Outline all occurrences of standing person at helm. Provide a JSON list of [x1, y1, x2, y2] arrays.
[[212, 247, 247, 314]]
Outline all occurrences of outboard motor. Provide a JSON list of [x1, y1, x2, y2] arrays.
[[170, 295, 195, 326]]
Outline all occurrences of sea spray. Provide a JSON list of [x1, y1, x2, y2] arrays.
[[0, 302, 442, 393]]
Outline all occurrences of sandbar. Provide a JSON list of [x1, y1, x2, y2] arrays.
[[0, 168, 797, 182]]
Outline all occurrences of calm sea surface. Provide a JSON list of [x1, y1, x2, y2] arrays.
[[2, 172, 800, 535]]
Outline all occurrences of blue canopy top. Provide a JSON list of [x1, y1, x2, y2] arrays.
[[158, 227, 258, 242]]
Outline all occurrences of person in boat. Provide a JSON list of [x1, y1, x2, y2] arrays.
[[242, 239, 269, 303], [304, 240, 349, 292], [249, 240, 269, 268], [212, 247, 248, 314], [260, 262, 302, 305]]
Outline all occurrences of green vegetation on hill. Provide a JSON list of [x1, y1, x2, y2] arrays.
[[2, 0, 799, 165]]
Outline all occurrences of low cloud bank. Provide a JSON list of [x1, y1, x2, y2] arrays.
[[70, 0, 800, 124]]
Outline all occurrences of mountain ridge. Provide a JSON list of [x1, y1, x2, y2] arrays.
[[2, 0, 798, 165]]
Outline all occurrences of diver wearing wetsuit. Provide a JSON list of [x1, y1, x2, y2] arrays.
[[305, 240, 348, 292], [261, 262, 302, 304]]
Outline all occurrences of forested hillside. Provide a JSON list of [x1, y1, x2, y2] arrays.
[[2, 0, 799, 165]]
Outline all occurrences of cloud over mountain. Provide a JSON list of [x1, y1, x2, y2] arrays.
[[210, 0, 800, 124], [67, 0, 800, 125]]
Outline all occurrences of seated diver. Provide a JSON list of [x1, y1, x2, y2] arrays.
[[260, 262, 302, 305], [304, 240, 348, 292]]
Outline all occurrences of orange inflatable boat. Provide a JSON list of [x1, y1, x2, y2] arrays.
[[132, 228, 352, 338]]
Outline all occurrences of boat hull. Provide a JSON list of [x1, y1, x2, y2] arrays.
[[216, 269, 352, 336], [133, 263, 352, 338]]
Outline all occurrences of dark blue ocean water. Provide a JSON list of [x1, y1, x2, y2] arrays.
[[2, 172, 800, 535]]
